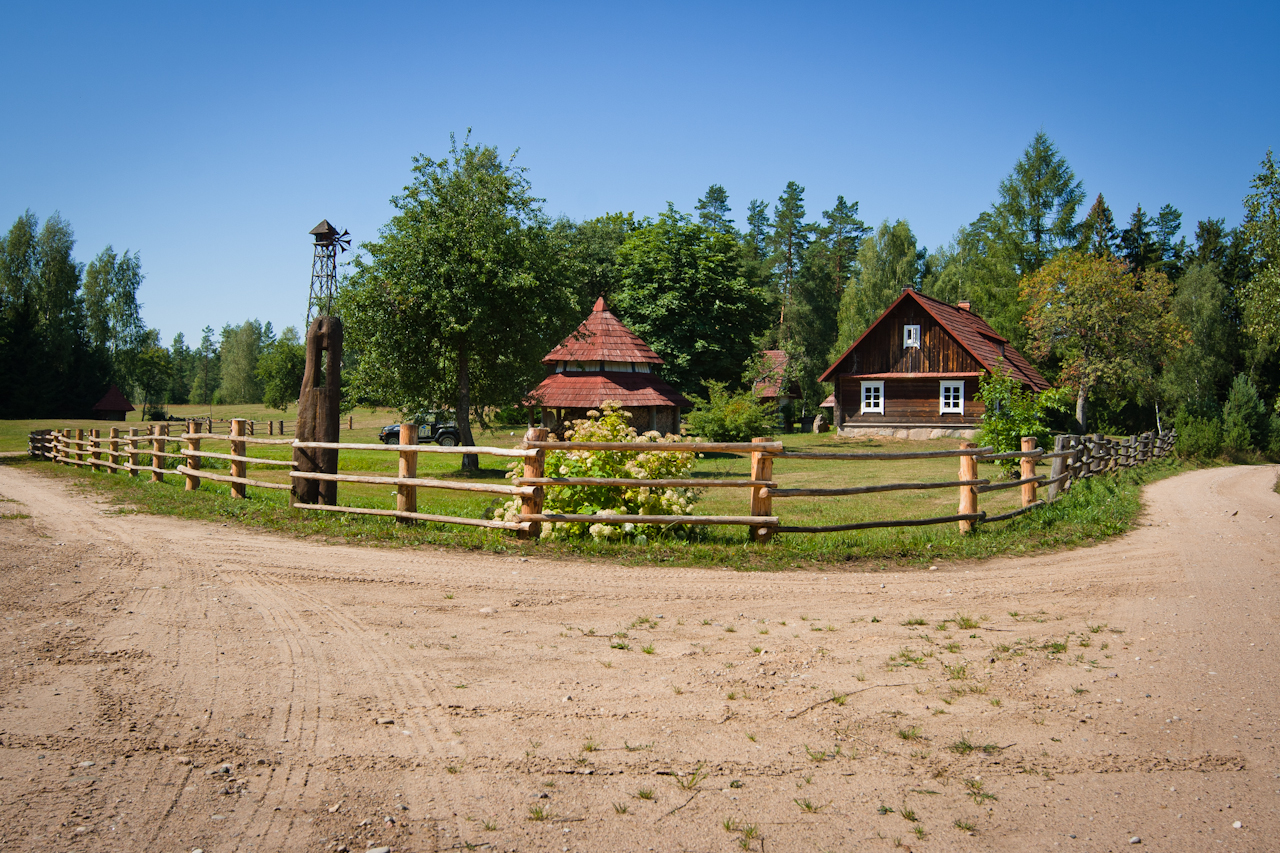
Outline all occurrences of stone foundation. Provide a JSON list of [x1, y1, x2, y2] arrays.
[[838, 424, 978, 441]]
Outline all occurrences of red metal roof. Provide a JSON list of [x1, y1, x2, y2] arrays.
[[92, 384, 135, 413], [527, 372, 691, 409], [818, 291, 1050, 391], [542, 296, 665, 366]]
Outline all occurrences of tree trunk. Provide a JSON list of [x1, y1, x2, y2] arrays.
[[457, 344, 478, 472], [1075, 383, 1088, 434]]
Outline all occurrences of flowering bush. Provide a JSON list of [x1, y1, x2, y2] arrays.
[[496, 402, 702, 542]]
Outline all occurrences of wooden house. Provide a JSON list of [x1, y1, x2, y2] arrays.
[[751, 350, 802, 407], [92, 384, 135, 422], [528, 297, 690, 434], [819, 290, 1049, 439]]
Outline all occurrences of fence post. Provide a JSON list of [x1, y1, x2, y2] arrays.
[[128, 427, 140, 477], [1020, 436, 1038, 507], [1047, 435, 1067, 501], [185, 420, 202, 491], [749, 436, 775, 543], [269, 420, 274, 436], [108, 427, 120, 473], [349, 415, 354, 430], [90, 429, 102, 472], [279, 420, 285, 436], [958, 441, 979, 532], [152, 424, 166, 483], [72, 428, 82, 466], [397, 422, 419, 524], [229, 418, 247, 499], [518, 427, 548, 540]]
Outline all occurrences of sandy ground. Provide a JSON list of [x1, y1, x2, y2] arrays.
[[1, 464, 1278, 853]]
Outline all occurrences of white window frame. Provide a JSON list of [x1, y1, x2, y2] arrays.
[[940, 380, 964, 414], [903, 324, 921, 348], [860, 380, 884, 415]]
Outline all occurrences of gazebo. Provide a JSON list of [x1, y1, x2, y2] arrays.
[[92, 384, 135, 421], [528, 297, 690, 435]]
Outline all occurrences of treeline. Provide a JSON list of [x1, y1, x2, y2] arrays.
[[8, 132, 1280, 453], [0, 210, 307, 418]]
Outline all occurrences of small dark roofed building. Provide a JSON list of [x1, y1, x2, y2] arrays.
[[751, 350, 801, 406], [529, 296, 690, 435], [92, 384, 135, 422], [819, 290, 1049, 439]]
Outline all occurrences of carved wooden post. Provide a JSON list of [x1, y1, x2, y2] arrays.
[[127, 427, 140, 476], [749, 436, 775, 543], [292, 316, 343, 506], [185, 420, 202, 491], [397, 422, 419, 523], [152, 424, 166, 482], [518, 427, 548, 540], [958, 441, 978, 533], [229, 418, 247, 499], [1020, 436, 1037, 507]]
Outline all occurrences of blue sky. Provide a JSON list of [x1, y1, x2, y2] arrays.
[[2, 1, 1276, 345]]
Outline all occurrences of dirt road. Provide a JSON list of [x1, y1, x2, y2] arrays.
[[1, 463, 1278, 852]]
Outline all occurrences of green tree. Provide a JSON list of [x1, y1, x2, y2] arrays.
[[0, 211, 107, 417], [1021, 251, 1186, 431], [257, 326, 306, 411], [216, 320, 266, 404], [83, 246, 146, 391], [168, 331, 194, 404], [1222, 374, 1267, 453], [962, 132, 1086, 342], [612, 205, 769, 394], [553, 211, 639, 303], [686, 381, 778, 442], [832, 220, 922, 357], [1159, 263, 1234, 409], [339, 135, 579, 469], [1240, 149, 1280, 346], [190, 325, 221, 408], [1078, 193, 1120, 257], [767, 181, 813, 312], [1119, 204, 1185, 276], [787, 196, 869, 403], [695, 184, 735, 235]]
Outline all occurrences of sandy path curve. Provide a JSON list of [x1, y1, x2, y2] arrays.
[[0, 463, 1278, 852]]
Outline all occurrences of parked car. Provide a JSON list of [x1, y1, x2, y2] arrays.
[[379, 413, 462, 446]]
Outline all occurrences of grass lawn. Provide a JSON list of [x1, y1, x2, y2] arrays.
[[6, 415, 1195, 571]]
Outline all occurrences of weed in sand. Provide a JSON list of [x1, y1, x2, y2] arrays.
[[913, 825, 927, 839], [953, 613, 983, 629], [581, 740, 598, 753], [964, 778, 997, 804], [989, 698, 1002, 707], [900, 806, 918, 822], [897, 726, 924, 742], [758, 628, 769, 635], [634, 788, 655, 800], [944, 642, 962, 653], [746, 733, 756, 742], [1072, 686, 1089, 695], [877, 805, 895, 815], [954, 818, 976, 832], [948, 737, 1000, 755], [446, 765, 459, 774], [624, 741, 653, 752], [482, 818, 497, 830], [752, 646, 763, 654], [613, 802, 628, 814], [795, 798, 825, 813], [727, 691, 738, 700], [674, 763, 708, 791], [444, 592, 454, 599], [855, 670, 867, 682], [944, 662, 968, 680], [527, 804, 551, 821], [1087, 623, 1107, 633], [831, 692, 848, 706], [599, 660, 613, 668], [701, 619, 712, 626], [642, 644, 656, 655], [611, 640, 631, 651], [672, 685, 683, 695], [723, 817, 740, 832], [902, 617, 927, 626], [725, 625, 737, 633]]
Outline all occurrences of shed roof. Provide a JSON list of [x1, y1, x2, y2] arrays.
[[527, 372, 690, 409], [751, 350, 801, 399], [542, 297, 665, 365], [818, 290, 1050, 391], [92, 384, 135, 413]]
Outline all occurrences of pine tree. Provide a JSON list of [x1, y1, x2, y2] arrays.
[[695, 185, 735, 235], [1078, 194, 1120, 256]]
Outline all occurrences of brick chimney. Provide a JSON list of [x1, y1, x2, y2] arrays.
[[958, 301, 971, 312]]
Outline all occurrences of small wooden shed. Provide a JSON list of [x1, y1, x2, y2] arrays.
[[751, 350, 801, 406], [819, 290, 1048, 439], [92, 384, 135, 421], [528, 297, 690, 434]]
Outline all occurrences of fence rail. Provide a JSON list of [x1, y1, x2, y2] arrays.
[[28, 420, 1177, 544]]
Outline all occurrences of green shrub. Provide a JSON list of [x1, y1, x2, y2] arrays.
[[686, 381, 777, 442], [975, 362, 1071, 471], [1173, 408, 1222, 459], [1267, 412, 1280, 459], [1222, 374, 1267, 454], [497, 402, 702, 542]]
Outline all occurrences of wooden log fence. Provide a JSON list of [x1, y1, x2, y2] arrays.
[[27, 422, 1178, 542]]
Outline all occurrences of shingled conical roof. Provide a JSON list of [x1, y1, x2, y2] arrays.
[[92, 384, 134, 413], [542, 297, 664, 365]]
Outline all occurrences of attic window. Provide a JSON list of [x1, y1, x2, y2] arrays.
[[904, 325, 921, 348]]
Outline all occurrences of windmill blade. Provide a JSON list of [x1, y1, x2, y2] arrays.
[[337, 230, 352, 252]]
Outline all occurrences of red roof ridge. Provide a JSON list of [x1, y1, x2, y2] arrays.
[[543, 298, 665, 366]]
